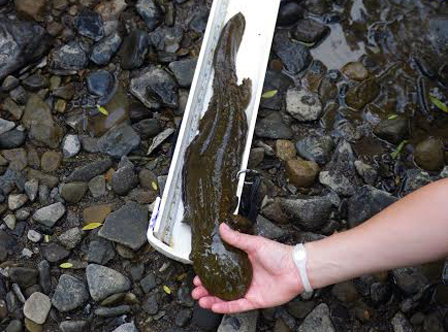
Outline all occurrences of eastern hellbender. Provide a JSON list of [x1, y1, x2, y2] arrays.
[[182, 13, 253, 301]]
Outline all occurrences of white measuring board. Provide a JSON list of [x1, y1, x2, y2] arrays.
[[147, 0, 281, 264]]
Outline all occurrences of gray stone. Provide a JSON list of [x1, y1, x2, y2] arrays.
[[286, 88, 323, 121], [23, 292, 51, 324], [403, 169, 431, 195], [8, 193, 27, 210], [5, 320, 22, 332], [292, 19, 330, 44], [2, 98, 24, 120], [112, 322, 139, 332], [147, 128, 175, 155], [58, 228, 82, 250], [287, 299, 316, 320], [143, 294, 159, 315], [218, 311, 259, 332], [119, 30, 150, 70], [75, 9, 105, 41], [60, 320, 89, 332], [319, 170, 356, 197], [296, 135, 334, 166], [348, 186, 398, 228], [0, 129, 26, 149], [61, 182, 88, 204], [62, 135, 81, 158], [22, 74, 49, 91], [37, 260, 51, 294], [414, 137, 445, 171], [136, 0, 163, 31], [298, 303, 335, 332], [280, 196, 333, 231], [52, 274, 89, 312], [112, 158, 138, 195], [0, 118, 15, 135], [15, 207, 30, 220], [99, 202, 149, 250], [91, 31, 123, 66], [0, 18, 49, 82], [354, 160, 378, 185], [0, 169, 25, 194], [132, 118, 162, 139], [254, 215, 288, 240], [423, 312, 444, 332], [66, 158, 112, 182], [278, 1, 303, 26], [9, 267, 38, 288], [50, 41, 89, 74], [150, 26, 183, 53], [130, 66, 178, 109], [86, 238, 115, 265], [27, 230, 42, 243], [33, 202, 66, 227], [391, 312, 413, 332], [86, 264, 131, 301], [169, 58, 197, 87], [370, 282, 390, 304], [374, 116, 409, 145], [255, 112, 293, 139], [3, 214, 16, 230], [140, 273, 156, 293], [81, 136, 100, 153], [273, 32, 312, 74], [94, 305, 131, 317], [393, 267, 429, 294], [88, 175, 107, 197], [98, 123, 141, 159], [41, 243, 70, 263], [2, 75, 20, 91]]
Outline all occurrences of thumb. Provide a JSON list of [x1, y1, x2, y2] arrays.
[[220, 223, 259, 252]]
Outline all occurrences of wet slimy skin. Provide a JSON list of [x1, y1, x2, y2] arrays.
[[182, 13, 253, 301]]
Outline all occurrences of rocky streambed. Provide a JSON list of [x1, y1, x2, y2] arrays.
[[0, 0, 447, 331]]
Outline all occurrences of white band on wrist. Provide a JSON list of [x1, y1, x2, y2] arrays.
[[292, 244, 313, 293]]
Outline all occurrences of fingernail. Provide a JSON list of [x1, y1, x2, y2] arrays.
[[221, 223, 230, 231]]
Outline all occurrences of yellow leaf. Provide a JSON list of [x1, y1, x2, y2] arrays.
[[97, 105, 109, 116], [429, 96, 448, 113], [388, 114, 398, 120], [163, 285, 171, 294], [176, 273, 187, 281], [82, 223, 103, 231], [151, 182, 158, 191], [44, 235, 50, 243], [60, 262, 73, 269], [262, 90, 278, 99]]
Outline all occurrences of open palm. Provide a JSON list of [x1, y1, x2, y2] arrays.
[[192, 223, 304, 314]]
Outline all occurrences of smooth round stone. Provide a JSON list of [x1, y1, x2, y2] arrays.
[[277, 1, 303, 26], [414, 137, 444, 171], [86, 70, 115, 101], [74, 9, 104, 41], [62, 134, 81, 158], [136, 0, 163, 31], [22, 74, 49, 91], [61, 182, 88, 203], [41, 151, 62, 172], [341, 62, 369, 81], [23, 292, 51, 324], [90, 31, 122, 66], [286, 159, 320, 188], [27, 230, 43, 243], [119, 30, 150, 70], [292, 18, 330, 45]]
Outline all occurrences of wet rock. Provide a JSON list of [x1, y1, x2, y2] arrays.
[[341, 62, 369, 81], [273, 32, 312, 74], [277, 1, 303, 26], [393, 267, 429, 294], [286, 88, 323, 121], [60, 321, 89, 332], [276, 140, 296, 161], [140, 273, 156, 293], [403, 169, 431, 194], [414, 137, 444, 171], [136, 0, 163, 31], [27, 230, 42, 243], [41, 151, 62, 172], [9, 267, 38, 288], [8, 194, 27, 210], [354, 160, 378, 185], [0, 168, 25, 194], [261, 70, 293, 110], [33, 202, 66, 228], [62, 135, 81, 158], [98, 123, 141, 159], [50, 41, 89, 74], [331, 281, 359, 303], [298, 303, 335, 332], [248, 147, 265, 168], [130, 66, 178, 109], [90, 31, 122, 65], [52, 274, 89, 312], [346, 79, 380, 110], [192, 305, 222, 331], [0, 118, 15, 135], [86, 238, 115, 265], [99, 202, 148, 250], [391, 312, 413, 332], [348, 186, 398, 228], [2, 76, 20, 91], [86, 70, 115, 104], [86, 264, 131, 301], [112, 158, 138, 195], [280, 196, 333, 231], [287, 299, 316, 320], [133, 118, 162, 139], [95, 0, 127, 35], [22, 74, 49, 91], [3, 98, 24, 120], [319, 171, 355, 196], [119, 30, 150, 70], [23, 292, 51, 325], [10, 85, 28, 105], [41, 242, 70, 263], [176, 308, 193, 327], [95, 305, 131, 317], [218, 311, 258, 332], [286, 159, 320, 188], [66, 158, 112, 182], [61, 182, 88, 203], [23, 95, 63, 148], [150, 26, 183, 53], [139, 169, 158, 189], [254, 215, 288, 241], [81, 136, 99, 153], [255, 112, 293, 139], [3, 147, 27, 170], [374, 116, 410, 145], [0, 129, 26, 149], [88, 175, 107, 197], [370, 282, 390, 304], [58, 228, 82, 250], [112, 322, 139, 332], [147, 127, 175, 155], [292, 19, 329, 44], [53, 83, 75, 100], [0, 17, 49, 82], [168, 58, 197, 87], [75, 9, 104, 41]]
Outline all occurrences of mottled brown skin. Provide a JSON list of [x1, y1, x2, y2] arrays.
[[182, 13, 253, 301]]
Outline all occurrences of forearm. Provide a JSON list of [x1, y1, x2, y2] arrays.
[[306, 178, 448, 290]]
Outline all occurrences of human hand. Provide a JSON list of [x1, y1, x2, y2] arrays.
[[191, 223, 303, 314]]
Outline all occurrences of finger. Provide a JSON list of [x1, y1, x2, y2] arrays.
[[191, 286, 210, 299], [219, 223, 258, 252], [211, 298, 256, 314], [193, 276, 203, 287], [198, 296, 223, 309]]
